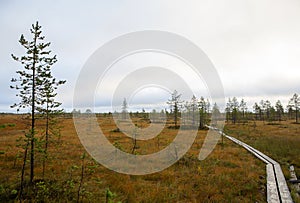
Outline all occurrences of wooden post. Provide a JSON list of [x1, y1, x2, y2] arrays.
[[289, 165, 300, 196]]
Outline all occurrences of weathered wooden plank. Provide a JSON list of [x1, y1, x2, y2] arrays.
[[224, 134, 270, 164], [267, 164, 281, 203], [247, 146, 277, 165], [273, 163, 294, 203]]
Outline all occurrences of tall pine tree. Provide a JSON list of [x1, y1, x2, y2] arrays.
[[11, 21, 63, 185]]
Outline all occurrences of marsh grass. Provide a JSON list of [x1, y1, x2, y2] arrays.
[[225, 120, 300, 203], [0, 114, 267, 202]]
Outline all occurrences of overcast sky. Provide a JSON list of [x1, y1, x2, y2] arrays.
[[1, 0, 300, 112]]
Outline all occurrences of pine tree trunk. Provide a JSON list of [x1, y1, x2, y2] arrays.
[[19, 138, 30, 200], [30, 33, 38, 184], [199, 111, 204, 129], [174, 104, 178, 128], [296, 108, 299, 123], [43, 102, 49, 179]]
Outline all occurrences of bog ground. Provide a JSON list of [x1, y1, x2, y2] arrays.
[[0, 114, 299, 202]]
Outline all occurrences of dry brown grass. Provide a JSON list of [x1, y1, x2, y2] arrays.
[[0, 114, 267, 202]]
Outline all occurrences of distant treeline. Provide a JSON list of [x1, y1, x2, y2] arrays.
[[69, 92, 300, 128], [223, 95, 299, 124], [7, 93, 298, 126]]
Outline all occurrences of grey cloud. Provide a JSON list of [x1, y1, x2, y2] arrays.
[[1, 1, 300, 112]]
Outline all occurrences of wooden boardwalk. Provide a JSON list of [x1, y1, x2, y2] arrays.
[[207, 126, 293, 203]]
